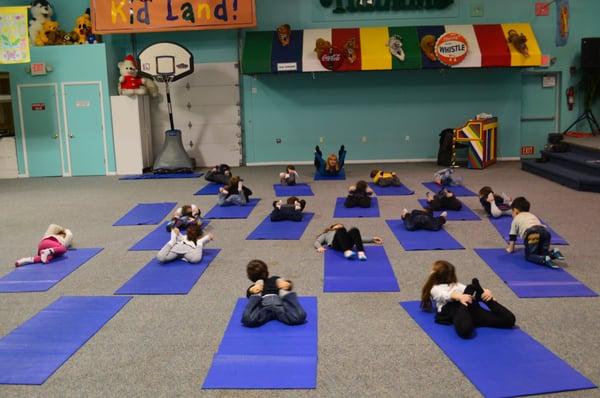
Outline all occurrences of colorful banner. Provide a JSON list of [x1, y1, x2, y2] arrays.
[[0, 7, 30, 64], [243, 23, 542, 74], [556, 0, 569, 47], [91, 0, 256, 34]]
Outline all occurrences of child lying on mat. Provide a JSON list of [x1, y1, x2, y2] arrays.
[[271, 197, 307, 222], [344, 180, 373, 208], [217, 176, 253, 206], [425, 188, 462, 211], [506, 197, 565, 269], [314, 145, 346, 176], [279, 165, 299, 186], [421, 260, 516, 339], [166, 204, 202, 232], [314, 223, 383, 261], [157, 224, 213, 264], [242, 259, 307, 327], [15, 224, 73, 267], [433, 167, 463, 187], [205, 164, 232, 185], [370, 169, 401, 187], [401, 208, 447, 231], [478, 186, 512, 218]]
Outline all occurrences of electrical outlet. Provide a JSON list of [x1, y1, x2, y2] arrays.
[[362, 136, 367, 143], [470, 3, 484, 17], [275, 138, 282, 144], [319, 137, 324, 143], [251, 87, 257, 94], [405, 135, 410, 141], [535, 2, 550, 16]]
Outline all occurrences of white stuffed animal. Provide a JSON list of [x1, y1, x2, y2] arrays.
[[29, 0, 54, 45], [118, 55, 158, 97]]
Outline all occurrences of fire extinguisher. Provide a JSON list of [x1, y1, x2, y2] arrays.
[[566, 86, 575, 111]]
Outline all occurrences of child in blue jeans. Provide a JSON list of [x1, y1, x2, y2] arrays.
[[434, 167, 463, 186], [242, 260, 307, 327], [506, 197, 564, 269], [217, 176, 253, 206]]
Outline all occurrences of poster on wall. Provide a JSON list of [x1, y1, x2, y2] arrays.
[[556, 0, 569, 47], [91, 0, 256, 34], [0, 7, 30, 64]]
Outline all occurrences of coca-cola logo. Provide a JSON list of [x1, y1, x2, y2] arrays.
[[319, 46, 344, 70]]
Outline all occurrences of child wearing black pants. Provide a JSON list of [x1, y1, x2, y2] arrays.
[[270, 197, 307, 222], [421, 260, 516, 339], [401, 208, 447, 231], [506, 197, 565, 269], [314, 223, 383, 260], [205, 164, 231, 185], [242, 260, 307, 327], [425, 188, 462, 211], [344, 180, 373, 208]]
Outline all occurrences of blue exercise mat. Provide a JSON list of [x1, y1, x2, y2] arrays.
[[367, 182, 414, 196], [0, 296, 131, 385], [113, 202, 177, 226], [247, 213, 314, 240], [114, 249, 220, 295], [204, 199, 261, 219], [385, 219, 464, 251], [202, 296, 317, 389], [194, 183, 223, 195], [324, 246, 399, 293], [119, 172, 203, 180], [488, 216, 568, 245], [422, 182, 477, 197], [273, 183, 315, 197], [474, 248, 597, 298], [0, 248, 103, 293], [417, 199, 481, 221], [333, 197, 380, 218], [401, 301, 597, 397], [128, 221, 210, 251], [314, 170, 346, 180]]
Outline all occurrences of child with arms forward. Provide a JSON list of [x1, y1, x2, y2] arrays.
[[166, 204, 201, 232], [314, 223, 383, 260], [205, 164, 231, 185], [217, 176, 253, 206], [425, 188, 462, 211], [279, 165, 299, 186], [370, 169, 401, 187], [401, 208, 447, 231], [506, 197, 564, 268], [421, 260, 516, 339], [271, 197, 307, 222], [242, 259, 307, 327], [156, 224, 213, 264], [344, 180, 373, 208], [478, 186, 512, 218]]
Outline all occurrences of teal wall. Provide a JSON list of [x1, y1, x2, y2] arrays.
[[241, 0, 600, 163]]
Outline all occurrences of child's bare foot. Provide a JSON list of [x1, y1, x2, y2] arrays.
[[15, 257, 34, 267]]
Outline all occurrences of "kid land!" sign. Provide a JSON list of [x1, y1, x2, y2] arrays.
[[91, 0, 256, 34]]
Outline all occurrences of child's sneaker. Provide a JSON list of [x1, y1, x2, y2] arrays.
[[550, 248, 565, 261], [344, 250, 357, 259], [357, 251, 367, 261], [15, 257, 34, 267], [440, 211, 448, 219], [40, 249, 54, 264], [543, 256, 560, 269]]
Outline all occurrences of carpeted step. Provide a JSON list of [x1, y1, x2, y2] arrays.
[[541, 149, 600, 174], [521, 159, 600, 192]]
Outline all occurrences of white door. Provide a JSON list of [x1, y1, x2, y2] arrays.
[[150, 62, 242, 167]]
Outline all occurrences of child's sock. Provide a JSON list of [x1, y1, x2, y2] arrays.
[[358, 251, 367, 261], [471, 278, 484, 301], [15, 257, 34, 267], [40, 248, 55, 264], [344, 250, 356, 259], [463, 284, 476, 297], [315, 145, 322, 156]]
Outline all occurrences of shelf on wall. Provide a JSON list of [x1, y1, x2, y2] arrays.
[[242, 23, 542, 74]]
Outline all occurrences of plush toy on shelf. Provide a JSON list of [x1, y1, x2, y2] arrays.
[[34, 20, 58, 46], [118, 55, 158, 97], [387, 35, 405, 62], [507, 29, 529, 57], [29, 0, 54, 45], [74, 9, 97, 44], [276, 24, 291, 46]]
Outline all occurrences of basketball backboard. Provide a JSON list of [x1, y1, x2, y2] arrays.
[[138, 42, 194, 82]]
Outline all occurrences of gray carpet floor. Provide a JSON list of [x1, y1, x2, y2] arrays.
[[1, 161, 599, 398]]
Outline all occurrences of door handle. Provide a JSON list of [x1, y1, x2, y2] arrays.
[[53, 134, 58, 139], [69, 133, 75, 139]]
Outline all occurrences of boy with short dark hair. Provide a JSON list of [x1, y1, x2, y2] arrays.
[[506, 197, 564, 269], [242, 260, 307, 327]]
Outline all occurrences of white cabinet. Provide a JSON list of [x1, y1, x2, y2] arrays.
[[111, 95, 153, 175]]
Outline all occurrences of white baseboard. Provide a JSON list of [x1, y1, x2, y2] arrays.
[[106, 171, 117, 176], [246, 158, 524, 166], [17, 173, 28, 178]]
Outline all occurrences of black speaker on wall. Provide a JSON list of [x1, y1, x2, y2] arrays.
[[581, 38, 600, 68]]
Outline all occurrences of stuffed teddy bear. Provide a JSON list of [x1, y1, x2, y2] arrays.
[[29, 0, 54, 45], [118, 55, 158, 96], [35, 20, 58, 46]]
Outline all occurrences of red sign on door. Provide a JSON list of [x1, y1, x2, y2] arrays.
[[521, 145, 535, 155], [31, 103, 46, 111]]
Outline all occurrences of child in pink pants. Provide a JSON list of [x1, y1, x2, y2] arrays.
[[15, 224, 73, 267]]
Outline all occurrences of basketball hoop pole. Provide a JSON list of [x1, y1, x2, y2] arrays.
[[163, 77, 175, 131]]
